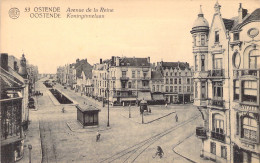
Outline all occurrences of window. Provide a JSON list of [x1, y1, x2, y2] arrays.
[[195, 82, 198, 98], [132, 71, 135, 78], [143, 71, 148, 78], [179, 86, 182, 92], [170, 86, 173, 92], [213, 114, 224, 134], [152, 85, 155, 92], [161, 85, 163, 92], [170, 72, 173, 76], [183, 86, 186, 92], [210, 142, 216, 155], [242, 117, 257, 141], [122, 71, 126, 77], [213, 81, 223, 99], [234, 80, 239, 100], [185, 72, 188, 76], [170, 78, 173, 84], [233, 33, 239, 41], [213, 57, 223, 69], [242, 80, 257, 103], [137, 71, 140, 77], [187, 86, 190, 92], [221, 146, 227, 159], [195, 55, 198, 71], [166, 79, 169, 84], [201, 82, 206, 99], [156, 85, 159, 92], [166, 86, 169, 92], [201, 35, 205, 45], [236, 113, 239, 135], [187, 78, 190, 84], [174, 78, 177, 84], [166, 72, 168, 76], [193, 36, 196, 46], [128, 82, 132, 88], [215, 31, 219, 43], [179, 79, 181, 84], [201, 55, 205, 71], [179, 72, 181, 76], [175, 72, 177, 76], [249, 49, 260, 69], [174, 86, 177, 92]]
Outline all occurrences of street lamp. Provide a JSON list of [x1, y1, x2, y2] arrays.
[[129, 104, 131, 118], [28, 144, 32, 163]]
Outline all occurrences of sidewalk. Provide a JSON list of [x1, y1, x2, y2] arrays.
[[173, 134, 214, 163], [20, 111, 42, 163]]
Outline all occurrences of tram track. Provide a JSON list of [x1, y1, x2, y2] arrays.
[[100, 113, 201, 163]]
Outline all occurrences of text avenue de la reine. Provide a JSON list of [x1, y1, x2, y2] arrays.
[[23, 7, 114, 19]]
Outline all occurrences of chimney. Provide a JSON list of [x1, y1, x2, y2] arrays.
[[76, 58, 80, 63], [0, 53, 8, 71], [147, 57, 150, 63], [116, 57, 119, 66], [238, 3, 248, 23], [14, 61, 18, 72], [100, 58, 102, 64]]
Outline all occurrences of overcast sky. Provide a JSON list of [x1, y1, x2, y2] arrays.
[[1, 0, 260, 73]]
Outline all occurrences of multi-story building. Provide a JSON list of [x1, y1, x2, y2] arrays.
[[92, 56, 152, 106], [156, 61, 193, 104], [150, 70, 165, 104], [193, 2, 260, 163], [0, 53, 29, 162], [230, 5, 260, 163]]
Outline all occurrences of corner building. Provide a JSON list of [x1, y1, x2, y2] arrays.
[[192, 2, 260, 163]]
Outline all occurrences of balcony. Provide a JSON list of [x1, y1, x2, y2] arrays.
[[208, 99, 225, 108], [141, 76, 151, 80], [113, 94, 137, 98], [208, 69, 224, 78], [211, 131, 225, 142], [120, 76, 129, 81], [233, 69, 260, 79], [196, 127, 207, 139]]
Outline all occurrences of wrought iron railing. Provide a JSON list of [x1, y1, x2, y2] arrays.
[[208, 69, 224, 77], [208, 99, 225, 107], [211, 131, 225, 142], [233, 69, 260, 78]]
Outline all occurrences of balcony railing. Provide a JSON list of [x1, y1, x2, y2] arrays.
[[196, 127, 207, 139], [211, 131, 225, 142], [208, 99, 225, 107], [141, 76, 151, 80], [120, 76, 129, 80], [233, 69, 260, 78], [208, 69, 224, 77]]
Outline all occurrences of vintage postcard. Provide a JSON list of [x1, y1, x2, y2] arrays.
[[1, 0, 260, 162]]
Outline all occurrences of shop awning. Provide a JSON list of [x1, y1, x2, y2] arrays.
[[138, 92, 152, 101], [121, 98, 137, 101], [152, 94, 165, 101]]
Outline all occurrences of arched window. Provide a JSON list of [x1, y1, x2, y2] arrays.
[[249, 49, 260, 69], [212, 114, 224, 134], [242, 116, 257, 141]]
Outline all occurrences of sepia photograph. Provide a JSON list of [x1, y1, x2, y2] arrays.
[[0, 0, 260, 162]]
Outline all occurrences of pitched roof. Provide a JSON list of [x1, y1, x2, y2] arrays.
[[232, 8, 260, 30], [151, 71, 163, 79], [0, 67, 24, 91], [161, 62, 190, 70], [119, 58, 150, 67], [222, 18, 235, 31], [74, 59, 93, 79]]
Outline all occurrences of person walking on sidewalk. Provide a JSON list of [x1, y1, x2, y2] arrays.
[[96, 131, 101, 142], [165, 103, 167, 108], [175, 113, 178, 122]]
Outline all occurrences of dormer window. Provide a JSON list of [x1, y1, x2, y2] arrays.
[[233, 33, 240, 41], [215, 31, 219, 43]]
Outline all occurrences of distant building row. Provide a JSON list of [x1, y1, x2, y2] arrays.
[[56, 57, 193, 106]]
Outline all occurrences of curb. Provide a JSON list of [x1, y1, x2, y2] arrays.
[[66, 121, 112, 133], [172, 133, 197, 163]]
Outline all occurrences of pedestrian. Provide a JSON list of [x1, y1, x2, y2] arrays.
[[96, 131, 101, 142], [175, 114, 178, 122], [165, 103, 167, 108], [153, 146, 164, 159]]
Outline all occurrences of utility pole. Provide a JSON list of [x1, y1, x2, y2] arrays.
[[107, 64, 110, 127]]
